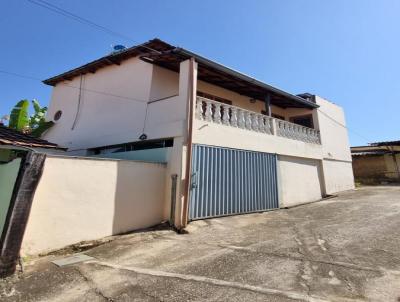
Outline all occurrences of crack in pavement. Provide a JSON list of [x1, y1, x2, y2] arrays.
[[86, 260, 367, 302], [74, 266, 115, 302]]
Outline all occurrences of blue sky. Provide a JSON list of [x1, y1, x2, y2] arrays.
[[1, 0, 399, 146]]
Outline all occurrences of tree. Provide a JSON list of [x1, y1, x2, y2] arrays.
[[8, 99, 53, 137]]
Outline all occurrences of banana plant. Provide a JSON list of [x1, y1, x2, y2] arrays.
[[8, 99, 53, 137], [29, 100, 54, 137], [8, 100, 30, 132]]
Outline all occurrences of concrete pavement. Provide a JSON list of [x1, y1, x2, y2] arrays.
[[1, 186, 400, 301]]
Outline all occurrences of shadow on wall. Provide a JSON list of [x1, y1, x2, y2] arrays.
[[112, 160, 167, 235]]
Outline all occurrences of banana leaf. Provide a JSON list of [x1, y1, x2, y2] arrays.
[[9, 100, 30, 131], [30, 121, 54, 138]]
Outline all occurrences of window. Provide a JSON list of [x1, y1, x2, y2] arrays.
[[90, 139, 174, 155], [290, 115, 314, 128], [54, 110, 62, 121]]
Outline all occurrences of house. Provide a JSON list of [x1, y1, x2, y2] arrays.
[[41, 38, 354, 228], [0, 124, 62, 156], [0, 38, 355, 264], [351, 141, 400, 184]]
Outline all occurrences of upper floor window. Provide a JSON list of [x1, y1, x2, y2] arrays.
[[290, 115, 314, 128]]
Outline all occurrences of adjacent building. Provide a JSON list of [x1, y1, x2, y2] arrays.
[[351, 141, 400, 184]]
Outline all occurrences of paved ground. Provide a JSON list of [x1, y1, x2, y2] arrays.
[[1, 186, 400, 302]]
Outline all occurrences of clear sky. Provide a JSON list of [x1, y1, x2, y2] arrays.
[[1, 0, 399, 146]]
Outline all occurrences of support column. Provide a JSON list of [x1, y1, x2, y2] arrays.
[[169, 59, 197, 230], [264, 94, 271, 116]]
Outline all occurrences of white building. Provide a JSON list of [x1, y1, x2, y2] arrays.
[[42, 38, 354, 229]]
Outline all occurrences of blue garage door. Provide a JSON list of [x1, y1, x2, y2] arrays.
[[189, 145, 279, 220]]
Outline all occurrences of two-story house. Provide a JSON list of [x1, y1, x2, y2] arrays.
[[42, 38, 355, 229]]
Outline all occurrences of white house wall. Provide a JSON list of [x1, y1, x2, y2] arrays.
[[44, 58, 184, 152], [21, 156, 167, 256], [193, 119, 324, 160], [314, 96, 355, 194], [322, 159, 354, 194], [278, 155, 323, 207]]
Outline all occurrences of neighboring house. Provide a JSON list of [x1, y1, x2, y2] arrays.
[[41, 38, 354, 229], [351, 141, 400, 184], [0, 124, 62, 157]]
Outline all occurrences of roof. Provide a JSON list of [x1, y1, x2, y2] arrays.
[[351, 143, 400, 156], [0, 125, 62, 150], [43, 38, 318, 109], [370, 140, 400, 147]]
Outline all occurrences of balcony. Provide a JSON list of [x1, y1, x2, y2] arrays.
[[195, 97, 321, 145]]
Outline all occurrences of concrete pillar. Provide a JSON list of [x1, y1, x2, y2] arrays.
[[165, 59, 197, 229]]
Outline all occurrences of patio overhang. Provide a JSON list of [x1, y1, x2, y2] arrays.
[[141, 48, 318, 109]]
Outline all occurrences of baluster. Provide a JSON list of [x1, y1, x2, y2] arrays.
[[285, 123, 290, 138], [222, 104, 230, 125], [252, 114, 259, 131], [277, 120, 282, 136], [258, 115, 265, 133], [237, 109, 245, 128], [214, 103, 222, 123], [303, 127, 308, 142], [205, 100, 213, 122], [231, 107, 238, 127], [306, 129, 312, 143], [312, 129, 316, 143], [245, 112, 252, 130], [195, 99, 203, 120]]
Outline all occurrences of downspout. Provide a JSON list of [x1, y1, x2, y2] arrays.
[[181, 57, 196, 229], [71, 75, 84, 130]]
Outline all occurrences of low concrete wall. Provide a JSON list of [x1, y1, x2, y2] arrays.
[[21, 156, 166, 256], [278, 155, 323, 207]]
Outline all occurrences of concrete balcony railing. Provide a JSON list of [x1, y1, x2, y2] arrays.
[[195, 96, 321, 144]]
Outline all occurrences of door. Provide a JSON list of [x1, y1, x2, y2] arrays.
[[189, 145, 279, 220]]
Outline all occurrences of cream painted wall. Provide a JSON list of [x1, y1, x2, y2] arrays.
[[21, 156, 166, 256], [314, 96, 355, 194], [44, 58, 184, 152], [193, 119, 323, 160], [278, 155, 323, 207], [314, 96, 352, 162], [322, 160, 354, 194]]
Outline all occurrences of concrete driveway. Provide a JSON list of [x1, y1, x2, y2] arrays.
[[1, 186, 400, 302]]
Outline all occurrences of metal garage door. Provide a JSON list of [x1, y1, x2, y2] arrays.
[[189, 145, 279, 220]]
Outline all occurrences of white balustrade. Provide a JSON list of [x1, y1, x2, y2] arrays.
[[195, 96, 321, 144]]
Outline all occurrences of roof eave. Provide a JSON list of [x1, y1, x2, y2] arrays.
[[173, 48, 319, 109]]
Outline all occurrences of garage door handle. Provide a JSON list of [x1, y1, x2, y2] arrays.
[[191, 171, 198, 189]]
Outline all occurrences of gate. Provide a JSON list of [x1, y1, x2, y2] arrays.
[[189, 145, 279, 220]]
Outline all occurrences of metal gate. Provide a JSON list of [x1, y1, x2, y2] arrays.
[[189, 145, 279, 220]]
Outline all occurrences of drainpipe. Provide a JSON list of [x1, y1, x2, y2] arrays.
[[181, 57, 196, 229]]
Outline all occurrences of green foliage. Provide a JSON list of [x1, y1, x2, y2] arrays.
[[7, 99, 53, 137], [9, 100, 30, 132]]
